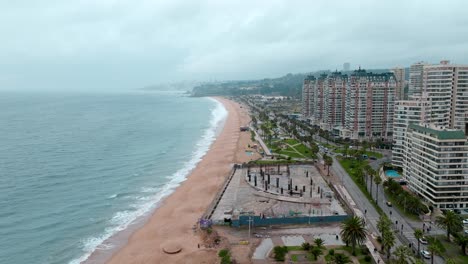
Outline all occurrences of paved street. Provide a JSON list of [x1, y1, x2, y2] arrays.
[[330, 155, 445, 264]]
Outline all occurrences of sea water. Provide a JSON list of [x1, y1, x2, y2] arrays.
[[0, 91, 227, 264]]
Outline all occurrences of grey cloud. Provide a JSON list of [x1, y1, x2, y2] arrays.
[[0, 0, 468, 91]]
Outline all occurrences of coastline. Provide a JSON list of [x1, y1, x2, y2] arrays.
[[86, 97, 258, 264]]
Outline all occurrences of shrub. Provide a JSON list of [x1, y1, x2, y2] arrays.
[[273, 246, 288, 261], [218, 249, 229, 258], [328, 249, 335, 256], [364, 255, 372, 262], [218, 249, 231, 264], [301, 242, 311, 251]]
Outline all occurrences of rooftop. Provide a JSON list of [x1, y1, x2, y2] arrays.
[[408, 123, 467, 140]]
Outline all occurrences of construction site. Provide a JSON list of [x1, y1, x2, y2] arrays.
[[207, 163, 349, 227]]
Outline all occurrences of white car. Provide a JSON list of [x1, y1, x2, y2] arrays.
[[463, 219, 468, 224], [420, 250, 431, 259], [419, 237, 428, 244], [464, 229, 468, 235]]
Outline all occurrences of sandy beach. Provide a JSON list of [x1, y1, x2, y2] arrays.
[[101, 97, 258, 264]]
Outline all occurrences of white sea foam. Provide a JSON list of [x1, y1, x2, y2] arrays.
[[70, 98, 227, 264]]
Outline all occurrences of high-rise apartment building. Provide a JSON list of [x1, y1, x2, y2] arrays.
[[313, 74, 327, 124], [344, 69, 396, 141], [409, 61, 428, 96], [322, 72, 347, 130], [302, 75, 316, 118], [423, 60, 468, 131], [392, 94, 431, 167], [391, 67, 406, 100], [302, 69, 396, 141], [402, 123, 468, 210]]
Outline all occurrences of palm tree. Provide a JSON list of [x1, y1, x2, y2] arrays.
[[374, 174, 382, 203], [381, 229, 396, 259], [393, 245, 412, 264], [414, 229, 424, 254], [363, 164, 372, 189], [325, 156, 333, 176], [340, 216, 368, 255], [427, 237, 445, 264], [454, 233, 468, 255], [310, 246, 323, 260], [314, 237, 325, 249], [323, 154, 329, 169], [355, 167, 365, 185], [445, 258, 456, 264], [435, 210, 463, 241], [332, 253, 351, 264], [377, 214, 392, 235], [343, 144, 349, 158]]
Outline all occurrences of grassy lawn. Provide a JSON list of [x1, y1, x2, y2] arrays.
[[384, 190, 421, 221], [365, 151, 383, 158], [272, 139, 316, 159], [278, 150, 305, 159], [334, 148, 383, 159], [284, 138, 300, 145], [290, 254, 298, 261], [249, 159, 298, 165], [339, 158, 383, 215], [286, 246, 303, 251], [295, 144, 316, 158], [430, 235, 468, 264]]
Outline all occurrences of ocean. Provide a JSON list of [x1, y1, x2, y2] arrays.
[[0, 91, 227, 264]]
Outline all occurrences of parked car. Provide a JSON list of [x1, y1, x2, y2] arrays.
[[369, 156, 377, 160], [386, 201, 392, 207], [419, 237, 428, 244], [420, 250, 431, 259], [463, 219, 468, 224]]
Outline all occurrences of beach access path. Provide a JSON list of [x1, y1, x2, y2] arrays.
[[102, 97, 257, 264]]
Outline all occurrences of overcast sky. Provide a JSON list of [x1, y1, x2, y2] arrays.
[[1, 0, 468, 91]]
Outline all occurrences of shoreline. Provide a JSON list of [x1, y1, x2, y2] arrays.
[[85, 97, 258, 264]]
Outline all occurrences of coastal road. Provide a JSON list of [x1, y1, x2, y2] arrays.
[[330, 157, 396, 245], [331, 157, 444, 264]]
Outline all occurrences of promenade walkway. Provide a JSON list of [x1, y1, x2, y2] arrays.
[[252, 128, 272, 156]]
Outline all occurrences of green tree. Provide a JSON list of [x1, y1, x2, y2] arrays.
[[377, 214, 392, 235], [355, 167, 365, 185], [273, 246, 288, 261], [325, 156, 333, 176], [374, 174, 382, 203], [323, 154, 329, 169], [343, 144, 349, 158], [310, 246, 323, 260], [363, 164, 372, 189], [218, 249, 231, 264], [381, 229, 396, 259], [454, 233, 468, 255], [414, 229, 424, 254], [301, 242, 311, 251], [435, 210, 463, 241], [314, 237, 325, 249], [332, 253, 351, 264], [427, 237, 445, 264], [445, 258, 456, 264], [393, 245, 412, 264], [340, 216, 368, 255]]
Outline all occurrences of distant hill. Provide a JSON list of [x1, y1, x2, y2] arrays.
[[140, 81, 201, 92], [191, 68, 390, 98]]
